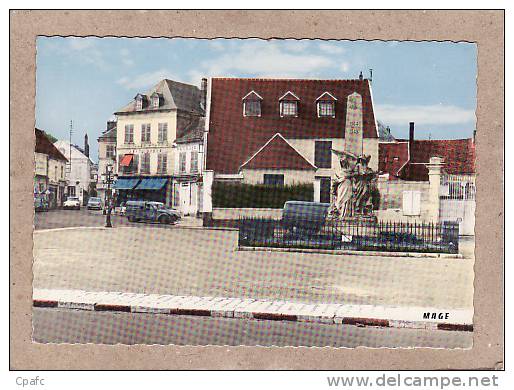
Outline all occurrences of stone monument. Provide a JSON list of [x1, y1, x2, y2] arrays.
[[328, 152, 378, 222], [344, 92, 364, 156], [327, 91, 378, 223]]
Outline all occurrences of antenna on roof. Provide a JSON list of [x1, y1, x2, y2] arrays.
[[369, 69, 373, 84], [68, 120, 73, 177]]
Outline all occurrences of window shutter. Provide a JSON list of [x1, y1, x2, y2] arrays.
[[133, 154, 139, 173], [403, 191, 421, 216]]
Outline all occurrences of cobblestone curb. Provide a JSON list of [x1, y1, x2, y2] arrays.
[[237, 246, 463, 259], [33, 288, 473, 332]]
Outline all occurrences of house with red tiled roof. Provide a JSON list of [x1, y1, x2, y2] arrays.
[[204, 77, 379, 203], [379, 122, 476, 181], [35, 128, 68, 208], [376, 122, 476, 234]]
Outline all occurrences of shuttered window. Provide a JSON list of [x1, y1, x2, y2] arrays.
[[190, 151, 199, 173], [179, 152, 187, 173], [124, 124, 134, 144], [141, 124, 151, 143], [158, 123, 168, 143], [141, 153, 150, 174], [402, 191, 421, 216], [157, 153, 167, 174]]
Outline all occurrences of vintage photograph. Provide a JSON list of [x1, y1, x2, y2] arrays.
[[32, 37, 476, 348]]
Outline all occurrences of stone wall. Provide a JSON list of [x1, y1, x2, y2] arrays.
[[377, 178, 431, 221], [212, 207, 283, 220], [241, 168, 315, 185]]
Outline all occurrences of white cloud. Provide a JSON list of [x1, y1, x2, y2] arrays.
[[339, 62, 350, 72], [318, 42, 346, 54], [117, 69, 183, 90], [375, 104, 476, 126], [199, 42, 335, 78], [68, 38, 95, 51], [208, 40, 226, 51], [282, 40, 311, 53], [122, 57, 135, 66], [120, 48, 135, 66], [63, 38, 110, 70]]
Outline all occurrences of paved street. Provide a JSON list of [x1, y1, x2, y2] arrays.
[[33, 210, 474, 309], [32, 307, 472, 347], [34, 208, 202, 230]]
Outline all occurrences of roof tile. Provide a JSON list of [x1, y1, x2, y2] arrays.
[[206, 78, 378, 174]]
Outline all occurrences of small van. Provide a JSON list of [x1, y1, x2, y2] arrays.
[[125, 200, 181, 224]]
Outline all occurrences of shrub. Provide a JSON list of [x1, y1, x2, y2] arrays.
[[212, 182, 314, 208]]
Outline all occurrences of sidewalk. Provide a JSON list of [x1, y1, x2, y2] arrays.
[[33, 288, 473, 331], [33, 227, 474, 309]]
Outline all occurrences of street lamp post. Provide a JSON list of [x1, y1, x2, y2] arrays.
[[102, 164, 117, 228]]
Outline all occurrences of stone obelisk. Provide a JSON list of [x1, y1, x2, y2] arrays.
[[344, 92, 363, 156]]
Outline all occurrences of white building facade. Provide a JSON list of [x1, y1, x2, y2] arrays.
[[96, 121, 117, 204], [113, 78, 206, 214], [54, 140, 94, 205]]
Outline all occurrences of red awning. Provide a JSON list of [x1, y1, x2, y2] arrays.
[[120, 154, 134, 167]]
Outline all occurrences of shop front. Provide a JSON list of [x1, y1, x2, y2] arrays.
[[112, 177, 140, 206], [173, 175, 202, 216], [132, 177, 169, 205]]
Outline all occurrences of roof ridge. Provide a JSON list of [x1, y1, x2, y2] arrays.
[[212, 77, 367, 82], [164, 78, 201, 90], [397, 138, 473, 142]]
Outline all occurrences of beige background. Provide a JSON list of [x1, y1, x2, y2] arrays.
[[10, 10, 504, 370]]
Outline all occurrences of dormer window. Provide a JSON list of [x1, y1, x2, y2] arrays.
[[316, 92, 337, 118], [242, 90, 263, 117], [279, 91, 300, 118], [135, 94, 145, 111], [151, 93, 161, 109]]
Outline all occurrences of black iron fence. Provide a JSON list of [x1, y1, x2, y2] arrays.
[[238, 218, 459, 254]]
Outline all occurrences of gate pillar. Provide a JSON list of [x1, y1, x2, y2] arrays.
[[427, 156, 445, 222]]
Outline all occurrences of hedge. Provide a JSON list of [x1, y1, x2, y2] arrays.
[[212, 182, 314, 208]]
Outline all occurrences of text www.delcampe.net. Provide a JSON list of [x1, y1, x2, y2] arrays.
[[327, 374, 500, 388]]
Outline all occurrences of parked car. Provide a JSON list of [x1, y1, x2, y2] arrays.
[[63, 196, 81, 210], [34, 196, 48, 212], [87, 197, 103, 210], [282, 201, 330, 235], [125, 200, 180, 224]]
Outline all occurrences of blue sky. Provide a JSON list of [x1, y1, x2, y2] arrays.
[[35, 37, 477, 162]]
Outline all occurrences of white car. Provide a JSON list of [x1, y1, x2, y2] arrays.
[[63, 196, 81, 210]]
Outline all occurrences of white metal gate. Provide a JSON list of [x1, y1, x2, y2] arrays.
[[439, 174, 476, 235]]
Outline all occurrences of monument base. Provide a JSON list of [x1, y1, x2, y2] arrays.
[[327, 213, 378, 225], [342, 214, 378, 224]]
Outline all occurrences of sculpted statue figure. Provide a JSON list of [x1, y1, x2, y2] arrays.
[[328, 149, 378, 220]]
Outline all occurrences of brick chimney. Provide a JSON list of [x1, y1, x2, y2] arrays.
[[201, 78, 208, 110], [409, 122, 415, 150], [84, 133, 89, 158], [107, 120, 116, 131]]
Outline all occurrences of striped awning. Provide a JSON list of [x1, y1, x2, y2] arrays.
[[113, 177, 140, 190], [135, 178, 168, 190]]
